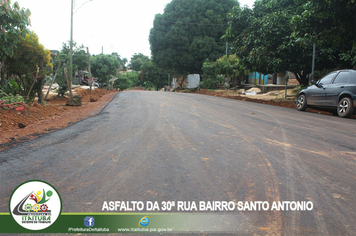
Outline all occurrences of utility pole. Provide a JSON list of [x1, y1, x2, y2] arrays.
[[226, 42, 228, 56], [70, 0, 93, 86], [70, 0, 74, 85], [87, 47, 92, 93], [311, 43, 316, 81]]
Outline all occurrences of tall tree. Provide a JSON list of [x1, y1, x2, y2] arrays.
[[214, 55, 247, 91], [90, 54, 120, 84], [129, 53, 150, 71], [58, 42, 88, 75], [0, 0, 30, 88], [227, 0, 356, 86], [149, 0, 238, 78], [140, 60, 168, 90], [290, 0, 356, 69]]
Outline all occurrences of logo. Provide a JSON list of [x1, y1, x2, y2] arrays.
[[9, 180, 62, 230], [138, 216, 150, 227], [84, 216, 95, 227]]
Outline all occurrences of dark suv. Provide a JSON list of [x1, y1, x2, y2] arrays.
[[296, 69, 356, 118]]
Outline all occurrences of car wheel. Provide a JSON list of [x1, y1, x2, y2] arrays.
[[337, 97, 354, 118], [296, 94, 307, 111]]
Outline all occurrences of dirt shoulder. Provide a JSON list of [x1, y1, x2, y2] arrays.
[[0, 88, 119, 151], [194, 89, 356, 118]]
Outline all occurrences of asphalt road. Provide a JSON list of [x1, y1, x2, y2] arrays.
[[1, 91, 355, 235]]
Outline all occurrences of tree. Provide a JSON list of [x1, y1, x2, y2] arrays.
[[140, 60, 168, 90], [114, 73, 132, 91], [111, 52, 122, 67], [149, 0, 238, 79], [90, 54, 120, 84], [227, 0, 314, 86], [290, 0, 356, 69], [121, 58, 128, 69], [129, 53, 149, 71], [6, 31, 52, 102], [0, 0, 30, 88], [57, 42, 88, 74], [227, 0, 356, 86], [202, 59, 223, 89], [214, 55, 247, 91]]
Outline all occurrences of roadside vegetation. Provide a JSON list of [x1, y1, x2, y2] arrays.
[[1, 0, 355, 107]]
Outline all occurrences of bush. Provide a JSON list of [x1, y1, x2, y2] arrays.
[[205, 78, 216, 89], [57, 84, 68, 97], [1, 80, 21, 96], [114, 74, 132, 91], [0, 91, 25, 104]]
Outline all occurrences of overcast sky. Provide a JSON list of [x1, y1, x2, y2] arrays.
[[14, 0, 255, 61]]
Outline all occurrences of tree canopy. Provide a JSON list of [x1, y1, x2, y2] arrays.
[[0, 0, 30, 90], [140, 60, 168, 90], [149, 0, 238, 76], [58, 42, 88, 73], [6, 31, 51, 101], [129, 53, 150, 71], [0, 0, 30, 63], [90, 54, 120, 84], [226, 0, 356, 86]]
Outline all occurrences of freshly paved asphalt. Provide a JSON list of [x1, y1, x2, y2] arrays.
[[0, 91, 355, 235]]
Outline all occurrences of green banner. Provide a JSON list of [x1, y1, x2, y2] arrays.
[[0, 213, 244, 233]]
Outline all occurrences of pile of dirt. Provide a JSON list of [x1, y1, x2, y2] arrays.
[[0, 88, 118, 150], [75, 88, 112, 102], [245, 87, 262, 94]]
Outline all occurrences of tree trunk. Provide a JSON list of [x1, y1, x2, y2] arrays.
[[295, 72, 309, 87], [234, 77, 237, 91], [37, 77, 45, 104], [0, 60, 5, 89], [37, 61, 45, 104], [45, 61, 62, 101], [198, 73, 202, 91], [27, 67, 39, 101], [63, 63, 73, 97]]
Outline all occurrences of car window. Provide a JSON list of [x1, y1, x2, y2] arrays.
[[349, 72, 356, 84], [318, 72, 336, 85], [333, 72, 349, 84]]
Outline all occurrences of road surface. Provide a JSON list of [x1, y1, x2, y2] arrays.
[[1, 91, 355, 235]]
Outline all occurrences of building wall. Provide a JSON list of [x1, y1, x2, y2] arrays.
[[248, 72, 269, 85]]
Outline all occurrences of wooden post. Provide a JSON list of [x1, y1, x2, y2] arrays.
[[63, 63, 73, 98], [45, 61, 62, 101], [87, 47, 92, 93]]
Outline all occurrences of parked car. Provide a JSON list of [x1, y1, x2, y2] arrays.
[[296, 69, 356, 118]]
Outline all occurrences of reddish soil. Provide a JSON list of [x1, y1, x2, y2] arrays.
[[0, 88, 118, 150]]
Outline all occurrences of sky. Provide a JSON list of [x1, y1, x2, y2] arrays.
[[14, 0, 255, 61]]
